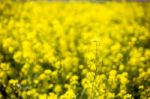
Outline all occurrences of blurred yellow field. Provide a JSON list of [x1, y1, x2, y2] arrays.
[[0, 1, 150, 99]]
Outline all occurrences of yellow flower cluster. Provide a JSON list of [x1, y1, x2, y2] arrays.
[[0, 1, 150, 99]]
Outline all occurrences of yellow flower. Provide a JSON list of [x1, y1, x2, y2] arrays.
[[54, 84, 62, 93], [33, 65, 43, 73], [13, 51, 22, 63], [119, 76, 128, 85], [89, 63, 96, 71], [48, 93, 58, 99], [138, 85, 144, 90], [44, 69, 52, 75], [109, 70, 117, 76], [21, 63, 30, 75], [39, 94, 47, 99], [39, 74, 47, 81], [110, 42, 121, 52], [107, 92, 115, 98], [0, 72, 5, 79], [9, 79, 18, 86], [0, 2, 149, 99], [82, 69, 89, 76], [60, 89, 76, 99], [119, 64, 124, 71], [21, 80, 27, 85]]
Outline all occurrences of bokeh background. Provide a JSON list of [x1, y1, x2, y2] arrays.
[[0, 0, 150, 99]]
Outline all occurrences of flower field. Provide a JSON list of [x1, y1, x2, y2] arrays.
[[0, 1, 150, 99]]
